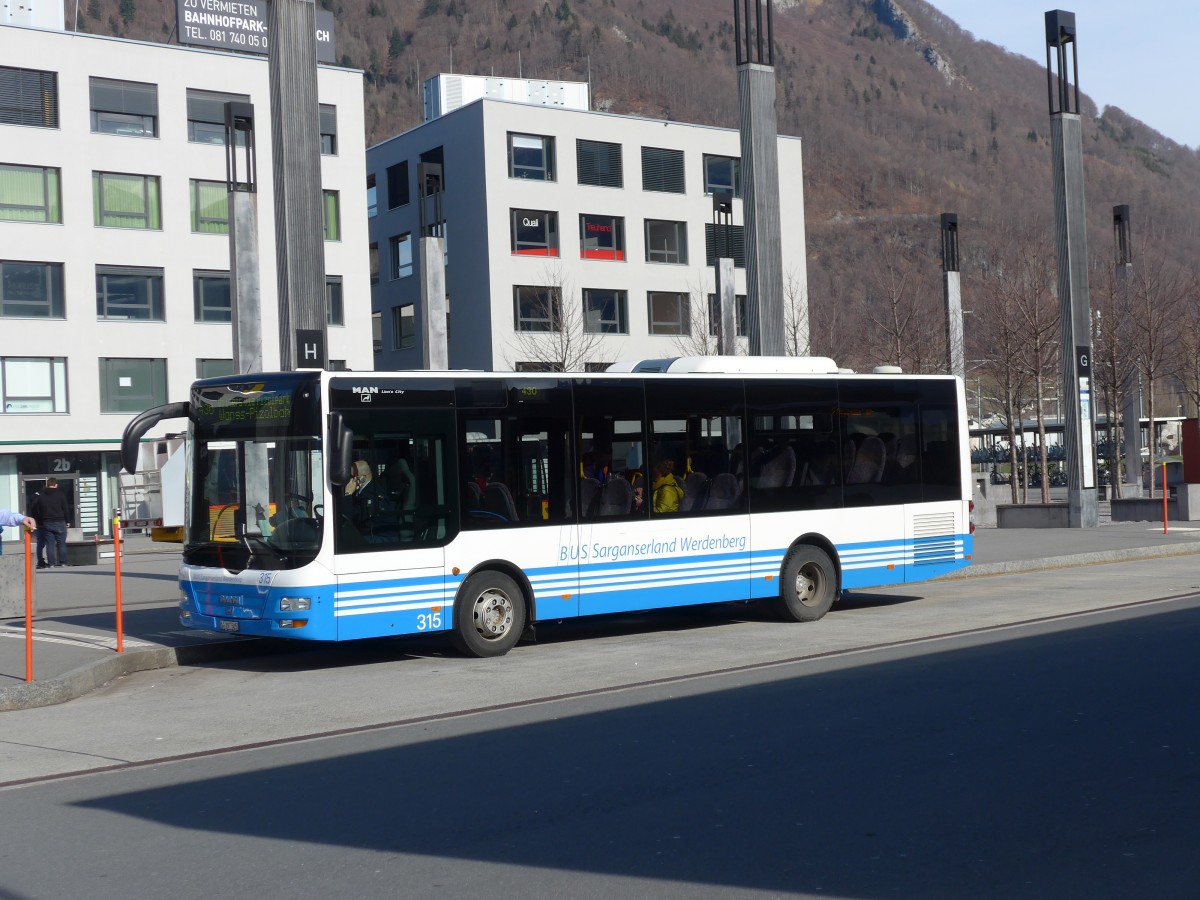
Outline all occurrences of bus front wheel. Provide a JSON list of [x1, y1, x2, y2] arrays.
[[452, 570, 526, 658], [777, 546, 837, 622]]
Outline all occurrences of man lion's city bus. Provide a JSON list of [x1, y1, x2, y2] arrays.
[[121, 357, 972, 657]]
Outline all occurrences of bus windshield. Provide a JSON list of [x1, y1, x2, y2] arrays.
[[184, 373, 324, 571]]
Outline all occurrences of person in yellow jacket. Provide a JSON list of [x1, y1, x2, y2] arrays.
[[651, 459, 684, 514]]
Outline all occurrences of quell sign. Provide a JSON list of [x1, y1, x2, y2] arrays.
[[176, 0, 336, 64]]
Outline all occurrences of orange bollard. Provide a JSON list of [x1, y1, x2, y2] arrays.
[[1162, 462, 1169, 535], [24, 527, 33, 682], [113, 515, 124, 654]]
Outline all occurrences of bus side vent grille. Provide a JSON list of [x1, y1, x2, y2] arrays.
[[912, 512, 957, 565]]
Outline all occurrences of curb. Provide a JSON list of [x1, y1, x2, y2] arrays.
[[0, 638, 272, 712], [941, 540, 1200, 580]]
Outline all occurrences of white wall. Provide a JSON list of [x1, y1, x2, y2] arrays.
[[0, 26, 372, 455]]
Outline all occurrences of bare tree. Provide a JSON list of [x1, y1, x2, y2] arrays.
[[783, 266, 810, 357], [971, 235, 1034, 504], [504, 263, 603, 372], [1090, 260, 1139, 497], [1126, 246, 1187, 497], [861, 231, 944, 373], [672, 269, 732, 357]]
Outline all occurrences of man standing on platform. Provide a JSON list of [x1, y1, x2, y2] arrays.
[[36, 478, 71, 567]]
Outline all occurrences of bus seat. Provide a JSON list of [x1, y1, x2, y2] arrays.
[[847, 435, 886, 484], [483, 481, 519, 521], [705, 472, 741, 510], [465, 480, 483, 509], [756, 446, 796, 489], [680, 471, 709, 511], [579, 477, 601, 518], [597, 476, 634, 516]]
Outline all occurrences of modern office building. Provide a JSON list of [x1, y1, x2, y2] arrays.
[[0, 22, 372, 540], [367, 74, 809, 374]]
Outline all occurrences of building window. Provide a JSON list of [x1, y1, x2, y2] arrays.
[[641, 146, 685, 193], [0, 164, 61, 223], [186, 89, 249, 144], [704, 223, 747, 268], [93, 172, 161, 230], [577, 139, 622, 188], [707, 293, 748, 336], [329, 359, 348, 372], [323, 190, 340, 241], [1, 357, 67, 413], [97, 266, 165, 321], [648, 291, 690, 335], [196, 358, 233, 379], [366, 174, 377, 218], [0, 66, 59, 129], [390, 233, 413, 279], [703, 154, 741, 197], [319, 104, 337, 155], [194, 271, 231, 323], [511, 209, 559, 257], [509, 133, 555, 181], [372, 311, 382, 354], [99, 358, 167, 413], [392, 304, 415, 349], [89, 77, 157, 137], [515, 361, 565, 372], [584, 362, 612, 373], [190, 179, 229, 234], [369, 243, 380, 285], [326, 276, 344, 326], [580, 214, 625, 261], [645, 220, 688, 264], [583, 288, 627, 334], [0, 261, 64, 318], [386, 161, 409, 209], [514, 285, 561, 332]]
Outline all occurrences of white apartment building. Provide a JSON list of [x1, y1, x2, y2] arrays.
[[367, 75, 808, 374], [0, 23, 372, 539]]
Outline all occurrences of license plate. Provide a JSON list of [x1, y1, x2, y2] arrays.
[[219, 621, 240, 633]]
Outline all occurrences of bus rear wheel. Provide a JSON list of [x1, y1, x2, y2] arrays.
[[452, 570, 526, 658], [777, 545, 837, 622]]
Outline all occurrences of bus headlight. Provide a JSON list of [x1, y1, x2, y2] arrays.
[[279, 597, 311, 611]]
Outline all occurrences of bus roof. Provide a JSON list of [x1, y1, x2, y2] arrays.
[[605, 356, 841, 374]]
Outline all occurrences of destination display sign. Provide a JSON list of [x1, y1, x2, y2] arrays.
[[176, 0, 336, 64]]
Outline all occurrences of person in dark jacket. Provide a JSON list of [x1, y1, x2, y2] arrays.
[[28, 490, 49, 568], [36, 478, 71, 567]]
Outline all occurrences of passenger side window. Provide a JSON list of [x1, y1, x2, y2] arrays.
[[575, 380, 647, 520]]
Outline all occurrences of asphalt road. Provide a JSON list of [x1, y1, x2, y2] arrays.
[[2, 588, 1199, 899]]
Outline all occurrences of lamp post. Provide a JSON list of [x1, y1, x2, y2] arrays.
[[1045, 9, 1098, 527], [225, 102, 262, 376], [713, 191, 736, 355]]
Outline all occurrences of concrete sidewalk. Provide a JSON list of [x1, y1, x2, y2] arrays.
[[3, 521, 1200, 711]]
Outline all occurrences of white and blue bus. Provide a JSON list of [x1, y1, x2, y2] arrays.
[[121, 357, 972, 657]]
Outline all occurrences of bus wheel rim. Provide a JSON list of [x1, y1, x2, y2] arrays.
[[473, 589, 514, 638], [795, 565, 821, 606]]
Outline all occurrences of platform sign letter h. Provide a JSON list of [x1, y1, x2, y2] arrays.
[[296, 329, 326, 369]]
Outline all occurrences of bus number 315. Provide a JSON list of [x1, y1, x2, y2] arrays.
[[416, 611, 443, 631]]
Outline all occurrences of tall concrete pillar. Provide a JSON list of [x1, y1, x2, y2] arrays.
[[418, 162, 449, 369], [268, 0, 328, 371], [940, 213, 965, 381], [1046, 10, 1097, 527], [734, 0, 786, 356], [713, 192, 737, 356], [225, 102, 262, 375], [1114, 204, 1140, 496]]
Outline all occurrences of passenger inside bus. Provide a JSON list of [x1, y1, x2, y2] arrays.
[[651, 457, 684, 514]]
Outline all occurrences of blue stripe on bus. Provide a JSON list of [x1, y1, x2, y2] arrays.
[[186, 532, 971, 636]]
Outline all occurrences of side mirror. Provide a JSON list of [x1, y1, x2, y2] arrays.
[[328, 411, 354, 487]]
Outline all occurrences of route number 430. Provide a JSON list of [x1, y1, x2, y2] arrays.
[[416, 611, 443, 631]]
